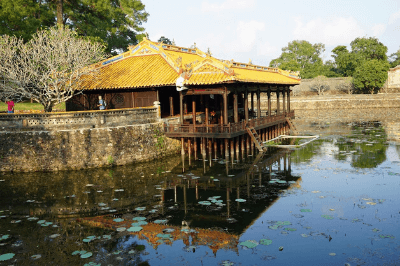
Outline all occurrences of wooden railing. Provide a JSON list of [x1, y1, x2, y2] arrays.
[[164, 111, 294, 136]]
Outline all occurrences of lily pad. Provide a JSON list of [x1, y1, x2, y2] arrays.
[[239, 240, 258, 249], [198, 201, 211, 206], [0, 253, 15, 261], [103, 235, 112, 240], [321, 215, 334, 220], [135, 207, 146, 211], [154, 219, 168, 224], [235, 199, 246, 202], [80, 251, 92, 259], [113, 218, 124, 223], [260, 239, 273, 246], [268, 225, 279, 230], [300, 234, 309, 238], [300, 209, 312, 212], [156, 233, 172, 239], [127, 226, 142, 232], [49, 234, 60, 239], [31, 254, 41, 260], [116, 227, 126, 232], [276, 221, 291, 226], [285, 227, 297, 231], [132, 217, 146, 221], [379, 234, 395, 239], [1, 235, 10, 240]]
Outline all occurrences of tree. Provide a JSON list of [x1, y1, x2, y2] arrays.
[[269, 40, 325, 79], [336, 77, 354, 94], [350, 37, 388, 62], [0, 27, 106, 112], [332, 37, 388, 77], [157, 36, 172, 45], [389, 48, 400, 68], [331, 46, 357, 77], [310, 76, 330, 96], [0, 0, 149, 54], [353, 59, 390, 94]]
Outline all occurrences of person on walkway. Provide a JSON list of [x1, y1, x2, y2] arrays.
[[5, 99, 14, 114], [98, 95, 106, 110]]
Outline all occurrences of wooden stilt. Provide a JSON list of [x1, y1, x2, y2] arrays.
[[214, 140, 218, 160], [230, 139, 235, 160], [225, 139, 229, 158], [194, 138, 198, 160], [235, 137, 239, 161]]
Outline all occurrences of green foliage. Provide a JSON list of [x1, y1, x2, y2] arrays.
[[157, 36, 172, 45], [353, 59, 390, 94], [269, 40, 325, 79], [0, 0, 148, 54], [107, 155, 114, 165], [153, 128, 165, 151], [350, 37, 388, 62], [389, 48, 400, 68]]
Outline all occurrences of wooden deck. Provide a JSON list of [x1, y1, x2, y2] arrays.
[[164, 111, 294, 138]]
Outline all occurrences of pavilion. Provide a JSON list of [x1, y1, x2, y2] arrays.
[[67, 38, 301, 157]]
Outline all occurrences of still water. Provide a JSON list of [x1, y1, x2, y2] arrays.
[[0, 122, 399, 265]]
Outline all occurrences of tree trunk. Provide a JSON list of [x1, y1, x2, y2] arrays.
[[57, 0, 64, 28]]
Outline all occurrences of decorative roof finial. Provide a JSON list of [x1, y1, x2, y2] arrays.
[[172, 39, 176, 46], [248, 59, 252, 65]]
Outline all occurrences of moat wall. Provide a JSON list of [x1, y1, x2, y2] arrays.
[[0, 107, 180, 172]]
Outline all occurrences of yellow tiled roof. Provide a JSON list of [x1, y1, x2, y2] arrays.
[[232, 67, 300, 85], [83, 54, 179, 90], [82, 38, 300, 90]]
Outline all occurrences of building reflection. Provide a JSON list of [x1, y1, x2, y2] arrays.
[[1, 149, 301, 255]]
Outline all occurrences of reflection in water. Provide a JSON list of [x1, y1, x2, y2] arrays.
[[1, 121, 399, 265], [0, 148, 301, 263]]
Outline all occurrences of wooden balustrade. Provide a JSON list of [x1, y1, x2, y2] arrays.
[[164, 111, 294, 138]]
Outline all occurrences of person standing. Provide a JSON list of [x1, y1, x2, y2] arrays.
[[98, 95, 106, 110], [5, 99, 14, 114]]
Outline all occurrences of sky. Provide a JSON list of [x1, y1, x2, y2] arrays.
[[142, 0, 400, 67]]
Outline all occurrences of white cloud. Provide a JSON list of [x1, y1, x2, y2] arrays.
[[389, 9, 400, 25], [371, 24, 386, 37], [201, 0, 255, 12], [227, 20, 265, 54], [293, 16, 365, 46]]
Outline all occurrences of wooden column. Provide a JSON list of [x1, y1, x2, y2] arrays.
[[244, 90, 249, 122], [230, 139, 235, 159], [179, 92, 183, 123], [267, 90, 271, 116], [287, 89, 291, 113], [251, 92, 254, 118], [282, 88, 286, 115], [188, 138, 192, 162], [276, 89, 280, 115], [235, 137, 239, 161], [192, 97, 196, 127], [205, 95, 209, 127], [169, 96, 174, 116], [257, 88, 261, 118], [233, 92, 238, 123], [223, 90, 228, 124]]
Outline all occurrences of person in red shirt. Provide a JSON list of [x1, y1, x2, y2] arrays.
[[5, 99, 14, 113]]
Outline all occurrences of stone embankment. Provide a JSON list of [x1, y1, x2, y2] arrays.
[[266, 93, 400, 123], [0, 106, 180, 172]]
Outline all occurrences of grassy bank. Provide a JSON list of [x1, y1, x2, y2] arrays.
[[0, 101, 66, 113]]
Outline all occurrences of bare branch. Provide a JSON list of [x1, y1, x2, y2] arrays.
[[0, 27, 106, 112]]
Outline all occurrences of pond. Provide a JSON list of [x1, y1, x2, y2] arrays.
[[0, 121, 399, 265]]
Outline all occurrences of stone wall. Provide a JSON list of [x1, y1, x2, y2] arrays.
[[0, 106, 180, 172], [387, 66, 400, 90], [0, 122, 180, 172]]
